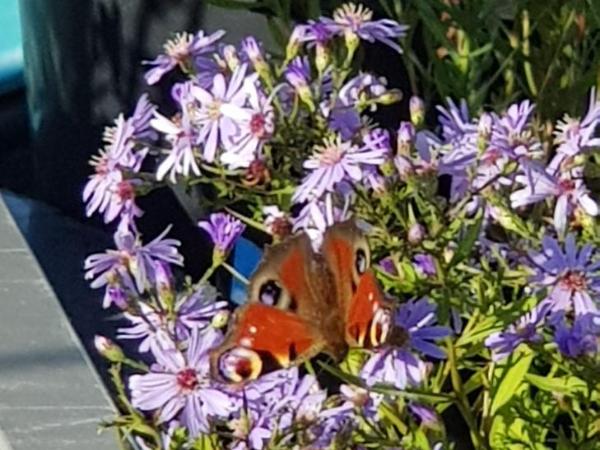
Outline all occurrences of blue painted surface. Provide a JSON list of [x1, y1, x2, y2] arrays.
[[0, 0, 23, 93], [230, 237, 263, 304]]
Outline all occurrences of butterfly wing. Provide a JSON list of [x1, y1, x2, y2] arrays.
[[321, 221, 390, 348], [210, 303, 326, 382], [211, 233, 345, 383]]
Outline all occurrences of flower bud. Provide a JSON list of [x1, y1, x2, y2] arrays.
[[315, 44, 331, 75], [94, 335, 124, 363], [222, 45, 240, 71], [104, 284, 128, 310], [376, 89, 403, 106], [154, 261, 174, 309], [241, 37, 270, 82], [397, 121, 415, 156], [409, 96, 425, 127], [211, 310, 230, 329], [285, 26, 305, 62], [478, 112, 493, 139], [344, 30, 360, 58], [407, 223, 426, 245]]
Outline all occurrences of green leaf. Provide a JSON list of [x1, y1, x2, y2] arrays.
[[340, 348, 367, 376], [525, 373, 588, 397], [490, 411, 535, 449], [449, 213, 483, 267], [490, 348, 534, 416], [456, 315, 501, 347], [191, 434, 217, 450]]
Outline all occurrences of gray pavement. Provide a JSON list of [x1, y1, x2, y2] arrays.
[[0, 193, 115, 450]]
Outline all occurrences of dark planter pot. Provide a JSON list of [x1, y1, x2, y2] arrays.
[[18, 0, 216, 278]]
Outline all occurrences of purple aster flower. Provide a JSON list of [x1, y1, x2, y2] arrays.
[[330, 3, 408, 53], [84, 226, 183, 294], [293, 134, 387, 203], [143, 30, 225, 85], [220, 77, 275, 169], [153, 82, 203, 182], [510, 167, 598, 234], [394, 130, 442, 180], [292, 193, 351, 249], [129, 328, 233, 436], [413, 254, 437, 278], [241, 36, 267, 74], [284, 56, 313, 106], [83, 95, 155, 223], [325, 74, 388, 139], [379, 256, 399, 276], [553, 313, 600, 358], [489, 100, 541, 161], [83, 165, 144, 224], [554, 88, 600, 157], [436, 98, 478, 176], [409, 403, 440, 429], [130, 93, 159, 142], [528, 235, 600, 316], [296, 19, 336, 49], [198, 212, 246, 257], [361, 298, 450, 389], [485, 301, 551, 361], [191, 63, 249, 162], [228, 368, 328, 450], [118, 282, 227, 353], [471, 146, 511, 191]]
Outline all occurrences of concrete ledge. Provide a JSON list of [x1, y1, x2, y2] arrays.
[[0, 193, 115, 450]]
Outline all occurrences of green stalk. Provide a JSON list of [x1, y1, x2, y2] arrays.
[[222, 261, 250, 285], [224, 207, 269, 234], [447, 339, 489, 449], [521, 10, 538, 97]]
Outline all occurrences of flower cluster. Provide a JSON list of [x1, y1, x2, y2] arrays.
[[83, 2, 600, 449]]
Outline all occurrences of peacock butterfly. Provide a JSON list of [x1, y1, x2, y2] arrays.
[[210, 220, 393, 383]]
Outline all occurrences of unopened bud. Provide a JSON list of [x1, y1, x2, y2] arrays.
[[397, 121, 415, 156], [478, 112, 493, 139], [285, 26, 306, 62], [408, 223, 426, 245], [409, 96, 425, 127], [94, 336, 124, 363], [154, 261, 174, 309], [223, 45, 240, 71], [344, 31, 360, 57], [212, 310, 230, 329], [376, 89, 403, 106], [315, 44, 330, 75]]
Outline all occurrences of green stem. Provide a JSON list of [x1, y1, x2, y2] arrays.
[[198, 263, 219, 285], [521, 10, 538, 97], [222, 261, 250, 285], [224, 207, 269, 234], [447, 339, 489, 449], [122, 358, 149, 372]]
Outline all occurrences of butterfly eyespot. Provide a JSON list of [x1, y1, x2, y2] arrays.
[[369, 307, 392, 347], [218, 347, 263, 383], [259, 280, 282, 306], [355, 248, 368, 275]]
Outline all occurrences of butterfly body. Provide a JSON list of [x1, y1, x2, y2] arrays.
[[210, 220, 391, 384]]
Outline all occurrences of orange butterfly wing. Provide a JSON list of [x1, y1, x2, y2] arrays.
[[211, 234, 342, 383], [322, 221, 389, 348]]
